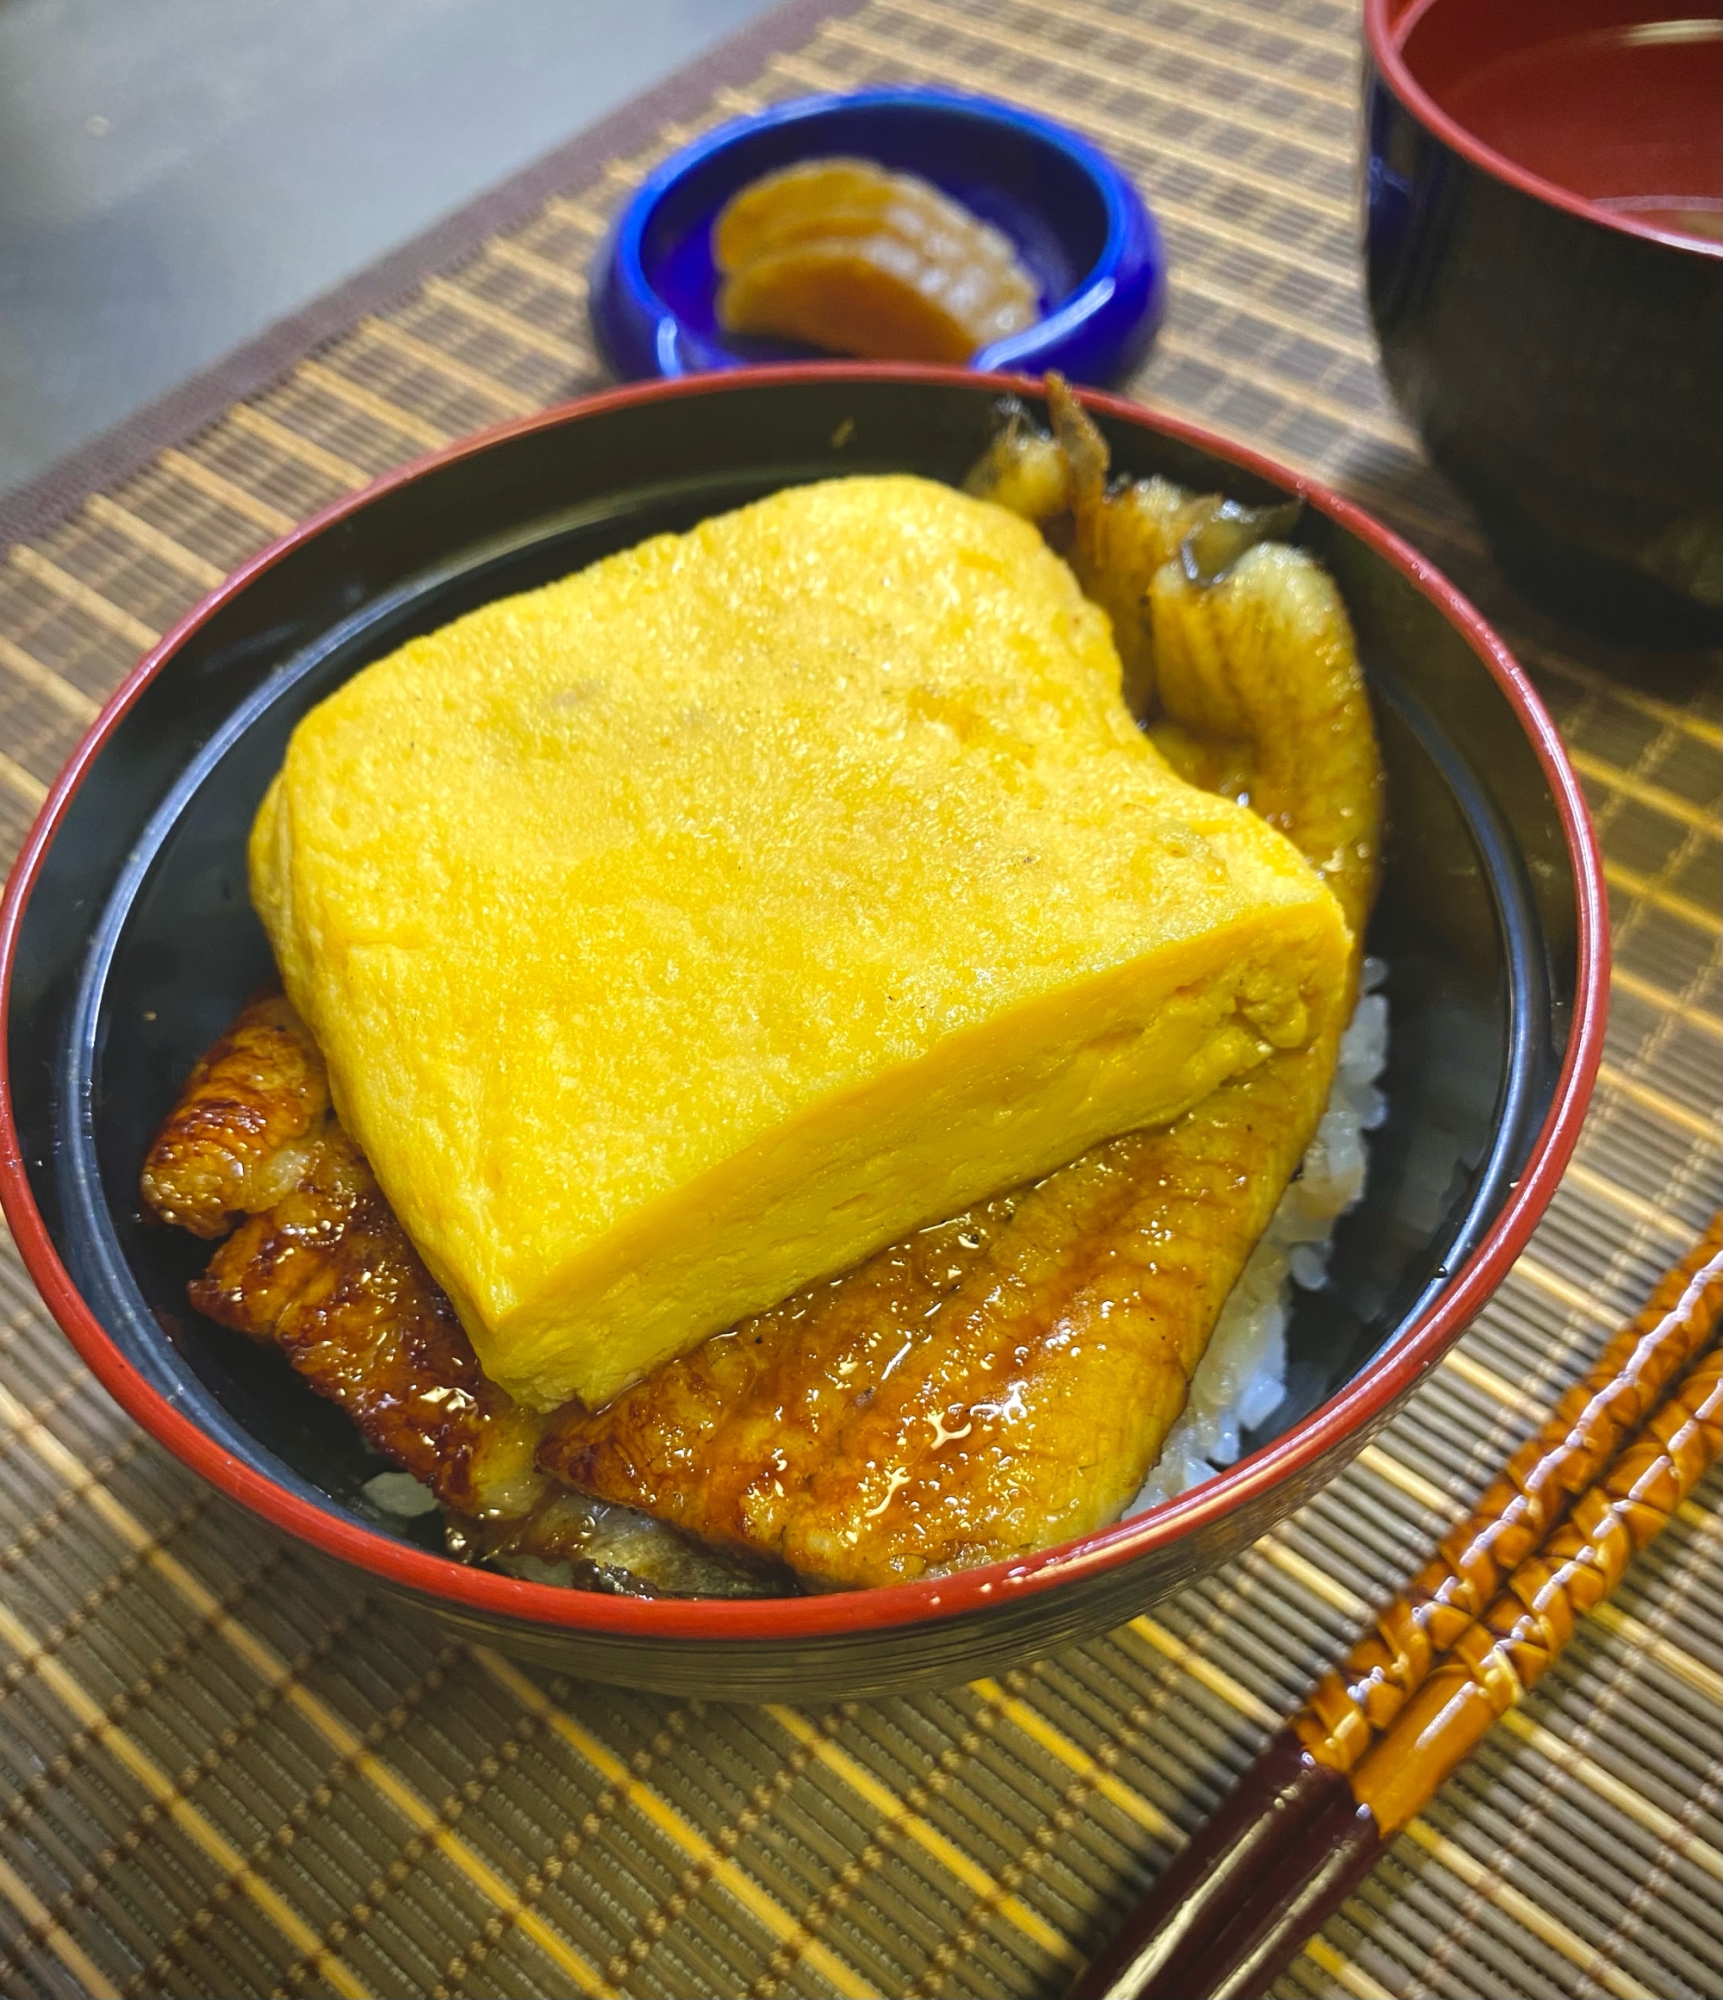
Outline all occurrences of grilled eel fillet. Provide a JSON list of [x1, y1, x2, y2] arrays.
[[538, 388, 1383, 1588], [140, 996, 547, 1522], [540, 1042, 1332, 1585]]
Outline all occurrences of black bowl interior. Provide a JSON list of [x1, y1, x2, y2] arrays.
[[7, 376, 1578, 1569]]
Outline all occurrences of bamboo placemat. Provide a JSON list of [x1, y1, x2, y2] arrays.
[[2, 2, 1719, 1995]]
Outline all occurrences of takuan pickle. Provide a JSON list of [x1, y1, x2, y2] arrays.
[[712, 157, 1039, 363]]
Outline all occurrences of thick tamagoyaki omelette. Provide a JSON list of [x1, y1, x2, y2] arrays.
[[250, 474, 1353, 1412]]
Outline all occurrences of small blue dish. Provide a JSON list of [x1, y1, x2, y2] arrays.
[[591, 88, 1165, 385]]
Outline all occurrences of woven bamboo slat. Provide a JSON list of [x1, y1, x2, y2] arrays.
[[1, 3, 1717, 1995]]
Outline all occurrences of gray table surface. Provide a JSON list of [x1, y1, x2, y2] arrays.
[[0, 0, 778, 499]]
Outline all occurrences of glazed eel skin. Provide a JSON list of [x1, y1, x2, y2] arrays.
[[540, 1039, 1337, 1586], [141, 996, 547, 1523], [141, 390, 1382, 1591]]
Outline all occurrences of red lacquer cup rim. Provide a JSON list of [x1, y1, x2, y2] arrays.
[[1365, 0, 1723, 260], [0, 364, 1609, 1644]]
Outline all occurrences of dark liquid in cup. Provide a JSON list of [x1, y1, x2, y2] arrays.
[[1401, 7, 1723, 245]]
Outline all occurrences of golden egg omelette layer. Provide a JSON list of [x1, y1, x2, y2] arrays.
[[251, 474, 1351, 1411]]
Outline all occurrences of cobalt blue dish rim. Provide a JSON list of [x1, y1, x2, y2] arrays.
[[588, 86, 1166, 386]]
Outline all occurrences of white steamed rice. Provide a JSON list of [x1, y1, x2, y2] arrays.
[[1127, 957, 1391, 1512]]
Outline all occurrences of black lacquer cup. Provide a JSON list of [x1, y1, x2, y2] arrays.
[[1363, 0, 1723, 640]]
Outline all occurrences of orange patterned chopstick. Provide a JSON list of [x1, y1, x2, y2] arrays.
[[1072, 1223, 1723, 2000], [1204, 1345, 1720, 2000], [1298, 1213, 1723, 1772], [1350, 1343, 1720, 1835]]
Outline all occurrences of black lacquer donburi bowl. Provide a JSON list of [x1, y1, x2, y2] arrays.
[[1364, 0, 1723, 636], [0, 370, 1606, 1700]]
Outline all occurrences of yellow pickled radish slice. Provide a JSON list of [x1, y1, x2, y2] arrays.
[[715, 157, 1023, 277], [711, 158, 1039, 363], [717, 231, 1036, 363], [713, 158, 905, 267]]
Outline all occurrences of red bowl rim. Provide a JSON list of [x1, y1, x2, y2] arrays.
[[0, 363, 1609, 1644], [1364, 0, 1723, 260]]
